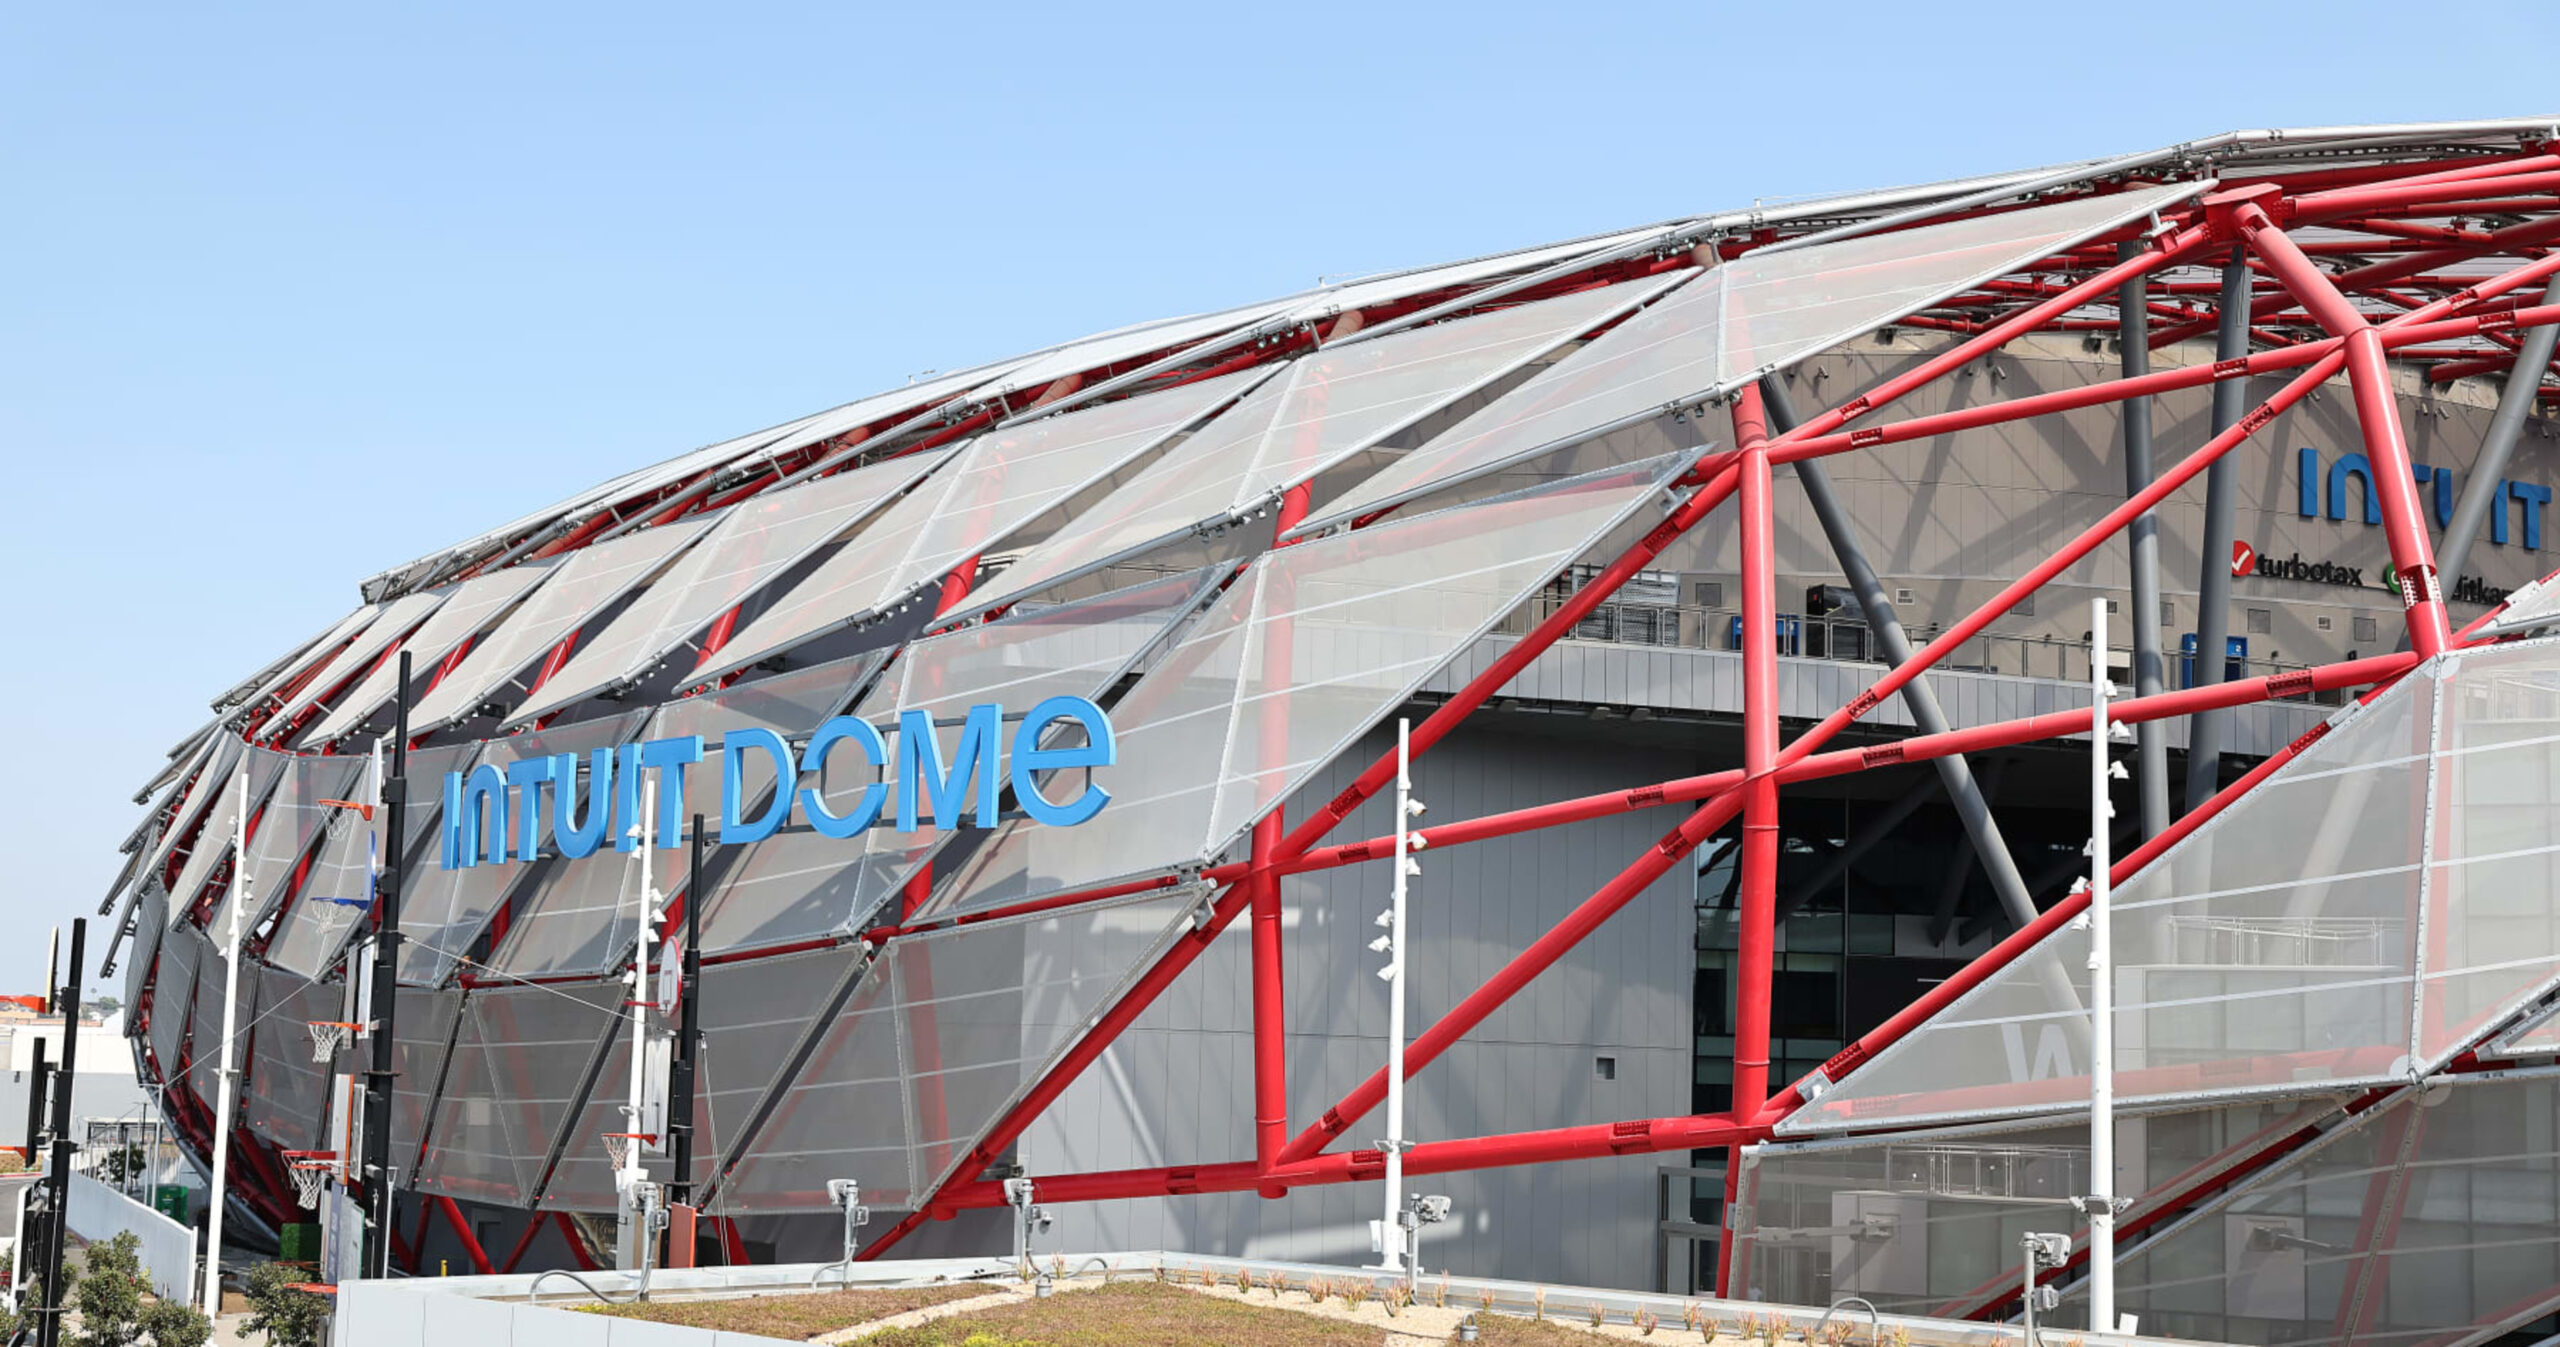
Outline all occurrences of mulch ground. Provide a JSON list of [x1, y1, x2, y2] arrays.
[[860, 1279, 1390, 1347], [575, 1282, 988, 1339]]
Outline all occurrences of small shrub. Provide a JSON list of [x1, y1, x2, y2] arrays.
[[1385, 1282, 1413, 1317], [1434, 1272, 1449, 1308], [1683, 1302, 1705, 1336], [1588, 1300, 1608, 1328], [1533, 1287, 1548, 1321], [1638, 1309, 1661, 1336], [1233, 1265, 1251, 1293], [1343, 1280, 1370, 1311], [241, 1261, 328, 1347], [1479, 1288, 1498, 1314]]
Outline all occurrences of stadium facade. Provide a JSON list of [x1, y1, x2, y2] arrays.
[[100, 118, 2560, 1343]]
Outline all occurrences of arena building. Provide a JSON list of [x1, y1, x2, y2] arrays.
[[101, 117, 2560, 1344]]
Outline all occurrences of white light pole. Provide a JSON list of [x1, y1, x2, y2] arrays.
[[618, 777, 659, 1270], [1372, 720, 1424, 1272], [2087, 599, 2121, 1330], [203, 769, 250, 1317]]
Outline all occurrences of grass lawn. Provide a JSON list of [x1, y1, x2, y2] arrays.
[[575, 1282, 988, 1339], [1476, 1313, 1639, 1344], [860, 1280, 1387, 1347]]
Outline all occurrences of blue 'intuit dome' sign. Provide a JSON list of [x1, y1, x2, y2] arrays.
[[439, 695, 1114, 870]]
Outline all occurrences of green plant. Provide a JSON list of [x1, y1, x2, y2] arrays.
[[241, 1261, 328, 1347], [1433, 1273, 1449, 1308], [1588, 1300, 1608, 1328], [140, 1300, 212, 1347], [1638, 1309, 1661, 1336], [1532, 1287, 1547, 1321]]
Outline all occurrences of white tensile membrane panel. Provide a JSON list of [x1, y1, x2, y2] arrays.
[[1297, 182, 2205, 534], [1733, 1095, 2345, 1317], [1784, 637, 2560, 1136], [2488, 997, 2560, 1055], [406, 514, 724, 734], [396, 718, 648, 988], [484, 654, 884, 979], [163, 748, 291, 929], [2070, 1073, 2560, 1345], [924, 454, 1687, 920], [541, 943, 858, 1211], [961, 275, 1686, 615], [696, 568, 1213, 956], [264, 770, 383, 980], [712, 887, 1204, 1213], [214, 753, 366, 940], [413, 980, 620, 1208], [387, 989, 463, 1175], [266, 587, 452, 732], [504, 454, 950, 727], [229, 605, 376, 717], [300, 560, 563, 745]]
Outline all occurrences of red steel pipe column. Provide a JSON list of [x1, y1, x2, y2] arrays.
[[1251, 482, 1314, 1192], [1731, 385, 1779, 1121], [2232, 202, 2454, 657]]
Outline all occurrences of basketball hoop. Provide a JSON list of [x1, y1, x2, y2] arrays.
[[307, 1021, 364, 1063], [283, 1151, 337, 1210], [601, 1131, 655, 1174]]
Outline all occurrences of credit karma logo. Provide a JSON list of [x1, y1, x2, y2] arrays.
[[439, 695, 1114, 870]]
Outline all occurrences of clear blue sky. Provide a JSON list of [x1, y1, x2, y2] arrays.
[[5, 1, 2554, 965]]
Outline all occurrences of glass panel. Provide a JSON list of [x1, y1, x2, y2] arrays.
[[406, 514, 724, 734], [506, 454, 943, 726], [300, 560, 563, 746], [486, 660, 877, 978], [2086, 1075, 2560, 1347], [164, 748, 291, 929], [267, 587, 451, 731], [1736, 1098, 2339, 1316], [961, 278, 1679, 615], [864, 369, 1266, 617], [713, 888, 1199, 1212], [398, 718, 648, 987], [218, 754, 366, 939], [243, 966, 338, 1152], [699, 570, 1208, 955], [414, 981, 619, 1208], [927, 455, 1683, 917], [1302, 184, 2201, 532], [1783, 670, 2438, 1135], [540, 944, 857, 1211], [264, 779, 382, 980], [389, 988, 462, 1175]]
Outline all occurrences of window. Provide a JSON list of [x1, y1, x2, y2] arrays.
[[2317, 615, 2334, 632], [2355, 614, 2381, 642], [2015, 591, 2035, 617], [2247, 608, 2272, 634], [2105, 597, 2121, 614], [1894, 587, 1916, 607], [2162, 599, 2176, 627], [1698, 581, 1724, 609], [1594, 1056, 1618, 1082]]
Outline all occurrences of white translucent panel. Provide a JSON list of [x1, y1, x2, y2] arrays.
[[698, 570, 1209, 955], [129, 735, 215, 849], [264, 778, 382, 980], [406, 515, 723, 734], [860, 369, 1268, 620], [963, 277, 1683, 614], [414, 981, 620, 1208], [216, 753, 366, 940], [2414, 643, 2560, 1063], [2482, 572, 2560, 635], [1301, 183, 2201, 532], [713, 889, 1199, 1212], [541, 945, 857, 1212], [164, 748, 292, 929], [504, 455, 942, 727], [983, 301, 1291, 400], [388, 989, 462, 1175], [1735, 1098, 2340, 1316], [486, 658, 881, 979], [926, 456, 1683, 918], [145, 923, 204, 1076], [2487, 998, 2560, 1055], [243, 966, 338, 1152], [1273, 225, 1663, 324], [300, 561, 563, 745], [229, 605, 375, 716], [267, 588, 452, 732], [1783, 674, 2440, 1136], [2088, 1075, 2560, 1347], [134, 735, 246, 899], [398, 718, 646, 987]]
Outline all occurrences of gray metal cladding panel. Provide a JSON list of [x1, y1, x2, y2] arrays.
[[389, 988, 462, 1176], [146, 922, 204, 1077], [243, 965, 339, 1152], [414, 982, 619, 1208]]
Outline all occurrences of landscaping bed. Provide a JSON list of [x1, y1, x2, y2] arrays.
[[861, 1280, 1391, 1347], [575, 1282, 989, 1339]]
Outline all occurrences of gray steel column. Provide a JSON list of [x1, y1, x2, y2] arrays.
[[2439, 273, 2560, 585], [1760, 375, 2037, 931], [2119, 242, 2170, 838], [2185, 250, 2253, 812]]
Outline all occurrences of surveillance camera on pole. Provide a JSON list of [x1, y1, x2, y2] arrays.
[[1372, 720, 1425, 1274]]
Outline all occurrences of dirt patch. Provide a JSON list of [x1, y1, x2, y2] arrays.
[[576, 1283, 989, 1339], [858, 1279, 1395, 1347]]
